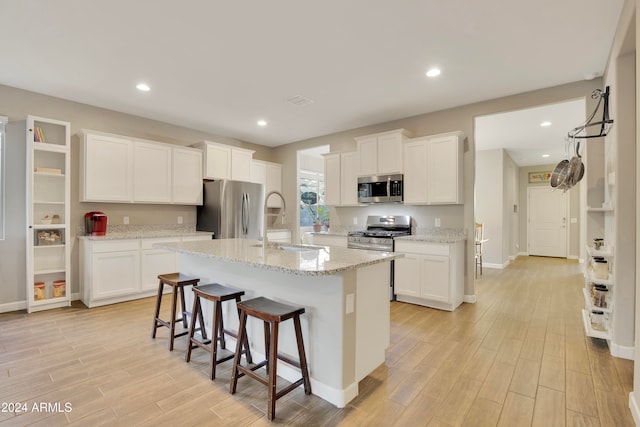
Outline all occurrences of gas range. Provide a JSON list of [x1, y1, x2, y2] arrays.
[[347, 215, 411, 251]]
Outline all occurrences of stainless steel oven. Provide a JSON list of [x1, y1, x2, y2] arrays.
[[348, 215, 411, 300]]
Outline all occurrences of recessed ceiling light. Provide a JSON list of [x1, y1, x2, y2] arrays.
[[136, 83, 151, 92], [542, 154, 550, 158], [426, 68, 441, 77], [257, 120, 267, 127], [540, 121, 552, 127]]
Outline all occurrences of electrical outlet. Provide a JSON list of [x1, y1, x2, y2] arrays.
[[178, 216, 183, 225], [346, 293, 355, 314], [435, 218, 441, 227], [353, 217, 358, 225], [123, 216, 129, 225]]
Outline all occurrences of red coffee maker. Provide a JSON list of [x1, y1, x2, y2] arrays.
[[85, 212, 108, 236]]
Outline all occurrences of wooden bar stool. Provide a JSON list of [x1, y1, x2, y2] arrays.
[[230, 296, 311, 421], [151, 272, 206, 351], [185, 283, 253, 380]]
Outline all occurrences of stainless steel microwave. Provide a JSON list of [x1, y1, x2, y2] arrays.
[[357, 174, 403, 204]]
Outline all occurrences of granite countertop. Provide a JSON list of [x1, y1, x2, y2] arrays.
[[155, 238, 401, 277], [78, 230, 213, 241], [396, 228, 467, 243]]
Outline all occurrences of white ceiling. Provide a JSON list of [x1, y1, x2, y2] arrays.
[[0, 1, 624, 148], [475, 98, 588, 167]]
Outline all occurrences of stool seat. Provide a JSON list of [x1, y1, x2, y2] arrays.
[[151, 273, 205, 351], [186, 283, 252, 380], [230, 296, 311, 421]]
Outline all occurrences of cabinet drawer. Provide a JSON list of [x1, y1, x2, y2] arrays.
[[91, 240, 140, 253], [140, 237, 180, 250], [394, 240, 450, 256]]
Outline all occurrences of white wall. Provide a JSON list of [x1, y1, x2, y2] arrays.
[[476, 149, 505, 267]]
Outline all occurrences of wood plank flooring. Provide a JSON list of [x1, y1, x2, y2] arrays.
[[0, 256, 634, 426]]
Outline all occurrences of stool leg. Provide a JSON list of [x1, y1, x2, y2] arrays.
[[263, 321, 271, 370], [230, 310, 248, 395], [267, 320, 279, 421], [210, 301, 222, 380], [169, 285, 178, 351], [185, 295, 201, 363], [218, 304, 226, 350], [179, 285, 188, 329], [293, 315, 312, 395], [151, 280, 164, 339], [197, 299, 207, 341], [238, 299, 253, 364]]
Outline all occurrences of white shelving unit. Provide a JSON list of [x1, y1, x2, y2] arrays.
[[582, 244, 614, 341], [26, 115, 71, 312]]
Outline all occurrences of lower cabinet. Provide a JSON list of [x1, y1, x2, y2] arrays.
[[394, 240, 465, 311], [80, 235, 209, 308]]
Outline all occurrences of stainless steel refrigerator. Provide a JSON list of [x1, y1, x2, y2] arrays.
[[196, 180, 265, 239]]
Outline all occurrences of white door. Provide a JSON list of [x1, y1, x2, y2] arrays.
[[528, 187, 568, 257]]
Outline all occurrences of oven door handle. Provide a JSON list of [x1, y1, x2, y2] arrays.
[[348, 242, 392, 251]]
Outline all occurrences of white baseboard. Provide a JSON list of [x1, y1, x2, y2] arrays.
[[518, 251, 529, 257], [567, 255, 579, 260], [0, 293, 81, 314], [610, 342, 635, 360], [483, 260, 510, 269], [0, 300, 26, 313], [630, 392, 640, 426], [463, 294, 477, 304]]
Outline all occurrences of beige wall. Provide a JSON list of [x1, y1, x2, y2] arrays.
[[0, 78, 608, 308], [0, 84, 274, 307]]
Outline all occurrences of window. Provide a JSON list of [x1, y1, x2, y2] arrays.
[[299, 170, 327, 227], [0, 116, 6, 240]]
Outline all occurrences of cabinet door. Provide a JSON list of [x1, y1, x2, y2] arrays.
[[231, 148, 253, 182], [427, 135, 462, 204], [83, 133, 133, 202], [340, 152, 359, 206], [92, 251, 140, 299], [394, 254, 421, 297], [266, 163, 283, 207], [377, 133, 403, 174], [420, 255, 450, 303], [250, 160, 266, 184], [203, 143, 231, 180], [324, 153, 341, 206], [134, 141, 172, 203], [172, 147, 203, 204], [141, 249, 178, 291], [356, 136, 378, 176], [403, 140, 428, 204]]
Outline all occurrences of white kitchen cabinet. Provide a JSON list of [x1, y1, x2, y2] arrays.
[[80, 234, 212, 308], [340, 151, 359, 206], [323, 153, 341, 206], [312, 233, 348, 248], [80, 131, 134, 202], [140, 237, 180, 291], [80, 130, 203, 205], [355, 129, 412, 176], [267, 229, 291, 243], [394, 240, 465, 311], [403, 131, 464, 205], [252, 160, 283, 207], [172, 146, 203, 205], [323, 151, 358, 206], [134, 140, 172, 203], [194, 141, 254, 181], [250, 159, 266, 184], [25, 115, 71, 312], [427, 132, 464, 204]]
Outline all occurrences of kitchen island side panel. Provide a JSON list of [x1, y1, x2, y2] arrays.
[[179, 254, 367, 407]]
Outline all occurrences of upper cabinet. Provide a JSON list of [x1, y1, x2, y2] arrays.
[[251, 160, 283, 207], [403, 131, 464, 205], [79, 130, 203, 205], [355, 129, 412, 176], [323, 151, 359, 207], [192, 141, 254, 181]]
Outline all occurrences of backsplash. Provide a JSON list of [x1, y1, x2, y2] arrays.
[[76, 223, 196, 236]]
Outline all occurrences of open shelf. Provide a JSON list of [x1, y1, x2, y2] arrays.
[[584, 268, 614, 285], [582, 288, 613, 313], [581, 309, 612, 340]]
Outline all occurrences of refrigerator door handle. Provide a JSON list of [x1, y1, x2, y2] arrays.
[[245, 193, 251, 236], [241, 193, 247, 237]]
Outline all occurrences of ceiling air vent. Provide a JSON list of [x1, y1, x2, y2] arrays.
[[286, 95, 315, 107]]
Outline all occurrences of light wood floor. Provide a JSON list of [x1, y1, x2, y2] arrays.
[[0, 256, 635, 426]]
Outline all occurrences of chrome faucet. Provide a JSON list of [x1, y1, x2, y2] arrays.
[[263, 191, 287, 251]]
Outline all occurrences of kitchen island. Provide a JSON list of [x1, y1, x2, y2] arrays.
[[155, 238, 401, 407]]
